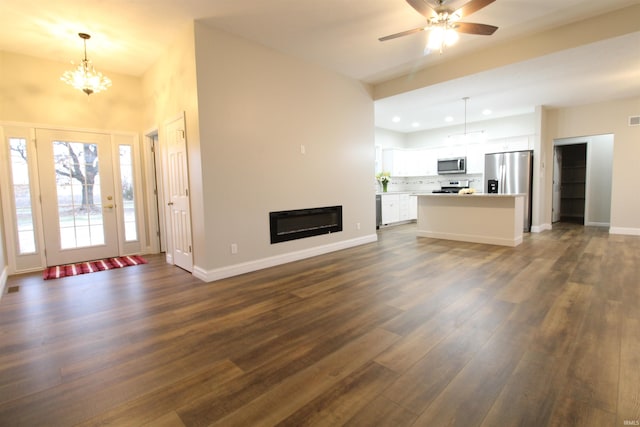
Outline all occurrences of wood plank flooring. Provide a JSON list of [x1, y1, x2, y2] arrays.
[[1, 223, 639, 426]]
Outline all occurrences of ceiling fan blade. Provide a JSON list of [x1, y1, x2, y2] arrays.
[[405, 0, 437, 18], [455, 0, 496, 18], [454, 22, 498, 35], [379, 27, 426, 42]]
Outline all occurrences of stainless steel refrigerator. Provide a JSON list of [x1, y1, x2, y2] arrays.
[[484, 150, 533, 231]]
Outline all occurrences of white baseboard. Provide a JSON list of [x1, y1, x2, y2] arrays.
[[609, 227, 640, 236], [585, 221, 610, 227], [0, 265, 8, 302], [531, 223, 552, 233], [192, 234, 378, 283]]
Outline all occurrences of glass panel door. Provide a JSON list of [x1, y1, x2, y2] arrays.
[[36, 129, 118, 266]]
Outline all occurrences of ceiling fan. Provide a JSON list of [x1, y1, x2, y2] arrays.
[[379, 0, 498, 52]]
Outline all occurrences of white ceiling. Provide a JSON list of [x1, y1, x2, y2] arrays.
[[1, 0, 639, 132]]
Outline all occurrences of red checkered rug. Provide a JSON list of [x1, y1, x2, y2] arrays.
[[42, 255, 147, 280]]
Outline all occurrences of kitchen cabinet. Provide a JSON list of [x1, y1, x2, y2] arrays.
[[382, 148, 395, 175], [421, 148, 438, 176], [484, 137, 530, 154], [437, 145, 466, 159], [409, 195, 418, 220], [466, 143, 485, 174], [375, 145, 382, 175], [383, 149, 411, 177], [398, 194, 410, 220], [381, 193, 417, 224], [381, 194, 399, 224], [383, 148, 439, 177]]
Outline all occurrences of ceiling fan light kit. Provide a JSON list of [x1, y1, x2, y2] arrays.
[[427, 25, 459, 53], [380, 0, 498, 54]]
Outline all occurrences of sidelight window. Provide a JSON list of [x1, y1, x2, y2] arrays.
[[8, 138, 36, 254], [119, 144, 138, 241]]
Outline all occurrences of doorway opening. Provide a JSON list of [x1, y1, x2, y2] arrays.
[[555, 143, 587, 224], [552, 134, 613, 228]]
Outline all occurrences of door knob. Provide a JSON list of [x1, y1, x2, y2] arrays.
[[104, 204, 114, 209], [168, 202, 174, 206]]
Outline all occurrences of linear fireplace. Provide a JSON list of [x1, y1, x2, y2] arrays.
[[270, 205, 343, 244]]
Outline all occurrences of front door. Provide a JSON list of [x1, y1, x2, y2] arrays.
[[36, 129, 118, 266]]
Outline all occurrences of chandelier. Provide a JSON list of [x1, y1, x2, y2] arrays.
[[61, 33, 111, 95]]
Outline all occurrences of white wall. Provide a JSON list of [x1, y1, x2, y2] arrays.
[[375, 127, 407, 149], [404, 113, 535, 149], [191, 21, 376, 276]]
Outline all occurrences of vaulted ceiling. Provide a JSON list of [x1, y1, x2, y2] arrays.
[[1, 0, 639, 131]]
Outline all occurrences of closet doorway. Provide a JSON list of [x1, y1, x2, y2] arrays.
[[554, 143, 587, 224], [552, 135, 613, 227]]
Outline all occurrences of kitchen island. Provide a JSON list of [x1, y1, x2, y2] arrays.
[[416, 194, 525, 247]]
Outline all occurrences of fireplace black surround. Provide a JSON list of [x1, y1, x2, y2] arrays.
[[270, 206, 342, 244]]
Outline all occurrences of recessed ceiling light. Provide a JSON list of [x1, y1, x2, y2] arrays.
[[445, 116, 454, 122], [411, 122, 420, 128], [392, 116, 401, 123], [482, 109, 492, 115]]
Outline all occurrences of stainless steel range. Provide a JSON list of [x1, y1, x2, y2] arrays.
[[432, 180, 470, 194]]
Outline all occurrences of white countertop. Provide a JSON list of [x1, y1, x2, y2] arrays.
[[376, 191, 416, 195]]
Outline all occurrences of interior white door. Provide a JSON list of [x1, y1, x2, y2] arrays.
[[165, 115, 193, 272], [36, 129, 118, 266], [552, 146, 562, 223]]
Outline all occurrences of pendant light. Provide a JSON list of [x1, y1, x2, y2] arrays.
[[61, 33, 112, 95], [463, 96, 469, 135]]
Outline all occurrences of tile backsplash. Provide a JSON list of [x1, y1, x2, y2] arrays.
[[378, 173, 484, 194]]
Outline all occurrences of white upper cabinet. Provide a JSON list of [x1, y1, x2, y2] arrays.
[[484, 137, 531, 154], [420, 148, 438, 176], [465, 143, 484, 174], [382, 148, 395, 174], [383, 148, 434, 177], [375, 145, 382, 175], [437, 144, 466, 159], [381, 136, 532, 178]]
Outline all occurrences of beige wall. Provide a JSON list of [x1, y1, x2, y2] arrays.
[[543, 96, 640, 231], [0, 184, 6, 293], [141, 23, 205, 267], [0, 51, 143, 131], [192, 21, 376, 272]]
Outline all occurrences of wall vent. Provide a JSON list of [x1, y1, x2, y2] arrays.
[[629, 116, 640, 126]]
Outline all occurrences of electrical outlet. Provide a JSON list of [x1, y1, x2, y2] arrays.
[[231, 243, 238, 254], [356, 222, 361, 230], [300, 144, 306, 155]]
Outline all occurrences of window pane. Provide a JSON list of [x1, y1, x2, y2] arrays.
[[8, 138, 36, 254], [53, 141, 105, 249], [119, 145, 138, 241]]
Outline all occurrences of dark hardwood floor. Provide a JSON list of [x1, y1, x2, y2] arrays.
[[1, 223, 639, 426]]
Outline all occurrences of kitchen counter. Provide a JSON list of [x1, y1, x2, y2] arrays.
[[416, 194, 525, 247]]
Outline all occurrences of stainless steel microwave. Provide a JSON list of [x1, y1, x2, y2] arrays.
[[437, 157, 466, 174]]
